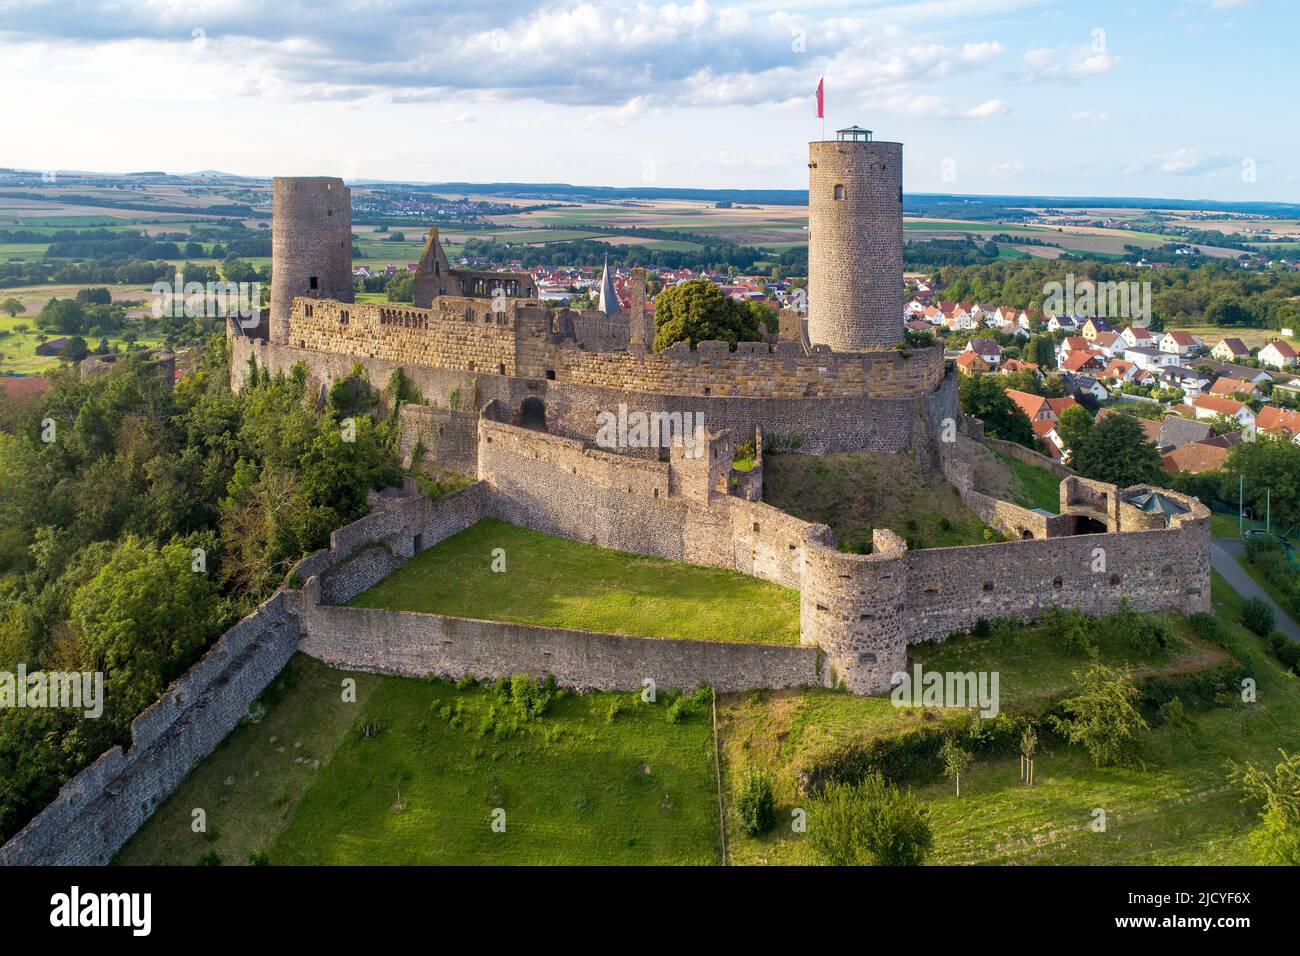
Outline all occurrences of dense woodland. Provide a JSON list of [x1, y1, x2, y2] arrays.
[[0, 341, 403, 840]]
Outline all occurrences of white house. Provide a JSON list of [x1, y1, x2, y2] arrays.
[[1259, 340, 1299, 369], [1123, 346, 1181, 373], [1120, 325, 1157, 350], [1192, 394, 1257, 435], [1159, 331, 1201, 357]]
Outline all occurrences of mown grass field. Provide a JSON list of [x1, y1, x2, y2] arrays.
[[117, 655, 718, 865], [349, 517, 801, 645]]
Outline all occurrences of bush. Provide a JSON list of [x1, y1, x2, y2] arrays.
[[736, 769, 776, 837], [806, 776, 933, 866], [1241, 597, 1275, 637]]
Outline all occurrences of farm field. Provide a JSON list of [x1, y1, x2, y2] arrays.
[[116, 654, 719, 866], [348, 517, 802, 645]]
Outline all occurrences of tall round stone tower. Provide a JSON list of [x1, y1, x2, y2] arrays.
[[807, 127, 903, 352], [270, 176, 354, 345]]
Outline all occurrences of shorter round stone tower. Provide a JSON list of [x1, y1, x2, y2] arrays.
[[270, 177, 354, 345], [807, 127, 903, 352]]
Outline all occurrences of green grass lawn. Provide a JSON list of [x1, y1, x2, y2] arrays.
[[991, 449, 1061, 513], [349, 518, 800, 644], [117, 654, 718, 865]]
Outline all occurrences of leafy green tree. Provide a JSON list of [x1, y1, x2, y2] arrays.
[[940, 736, 972, 797], [1227, 749, 1300, 865], [0, 298, 23, 318], [958, 374, 1033, 446], [652, 278, 764, 351], [1055, 404, 1094, 460], [807, 776, 933, 866], [1224, 435, 1300, 531], [71, 536, 223, 722], [1051, 663, 1149, 768], [1070, 412, 1164, 486]]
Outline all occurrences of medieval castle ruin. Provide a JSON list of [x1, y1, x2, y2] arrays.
[[0, 129, 1211, 865]]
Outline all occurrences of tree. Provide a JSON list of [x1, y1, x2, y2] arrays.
[[652, 278, 764, 351], [1227, 749, 1300, 865], [1055, 404, 1094, 460], [807, 776, 934, 866], [1051, 663, 1149, 768], [940, 735, 972, 797], [1070, 412, 1164, 486], [1224, 435, 1300, 531], [958, 374, 1033, 446], [71, 537, 222, 723], [0, 298, 22, 318]]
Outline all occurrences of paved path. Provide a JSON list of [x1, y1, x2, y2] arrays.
[[1210, 538, 1300, 643]]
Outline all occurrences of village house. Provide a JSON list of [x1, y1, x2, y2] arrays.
[[1208, 376, 1263, 401], [1259, 339, 1299, 369], [1211, 337, 1251, 363], [1192, 394, 1257, 434], [1120, 325, 1157, 349], [1255, 405, 1300, 441], [1159, 331, 1201, 357], [964, 339, 1003, 366], [1163, 440, 1230, 475], [954, 351, 989, 376]]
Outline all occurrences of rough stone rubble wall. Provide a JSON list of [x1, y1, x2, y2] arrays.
[[292, 483, 487, 607], [0, 593, 300, 866], [300, 606, 822, 694], [278, 295, 944, 400], [229, 335, 955, 456], [398, 404, 480, 476]]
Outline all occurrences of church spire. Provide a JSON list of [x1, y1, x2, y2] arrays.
[[597, 254, 620, 316]]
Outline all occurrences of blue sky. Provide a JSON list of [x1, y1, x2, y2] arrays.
[[0, 0, 1292, 200]]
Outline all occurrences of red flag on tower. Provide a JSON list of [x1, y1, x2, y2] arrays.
[[816, 77, 824, 118]]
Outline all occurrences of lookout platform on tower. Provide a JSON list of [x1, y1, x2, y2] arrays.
[[836, 126, 873, 141]]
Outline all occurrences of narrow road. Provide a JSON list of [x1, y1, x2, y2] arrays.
[[1210, 538, 1300, 643]]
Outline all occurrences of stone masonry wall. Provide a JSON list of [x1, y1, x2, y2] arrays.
[[230, 335, 955, 456], [299, 606, 823, 694], [0, 592, 299, 866], [280, 295, 944, 400]]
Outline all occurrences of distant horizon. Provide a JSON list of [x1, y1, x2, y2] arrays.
[[6, 166, 1300, 214]]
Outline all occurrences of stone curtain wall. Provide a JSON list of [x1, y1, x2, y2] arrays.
[[0, 593, 300, 866], [299, 606, 824, 694], [985, 437, 1075, 479], [291, 483, 487, 606], [229, 336, 955, 456], [398, 404, 480, 475], [280, 295, 944, 400]]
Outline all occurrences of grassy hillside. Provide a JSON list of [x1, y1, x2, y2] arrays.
[[762, 450, 998, 551], [117, 656, 718, 866]]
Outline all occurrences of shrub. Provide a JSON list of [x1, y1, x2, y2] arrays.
[[1241, 597, 1275, 637], [1227, 749, 1300, 866], [806, 776, 933, 866], [736, 769, 776, 837]]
